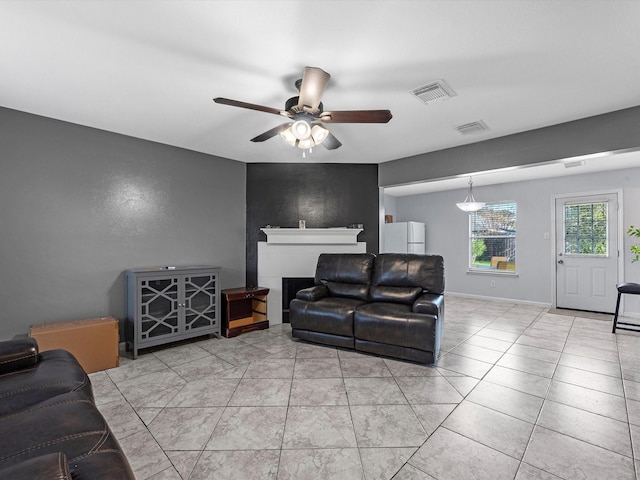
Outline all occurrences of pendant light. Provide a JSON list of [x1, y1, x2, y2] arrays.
[[456, 177, 485, 212]]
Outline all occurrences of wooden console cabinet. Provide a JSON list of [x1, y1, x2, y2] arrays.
[[221, 287, 269, 337]]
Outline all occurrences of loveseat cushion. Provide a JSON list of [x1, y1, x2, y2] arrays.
[[354, 302, 438, 353], [290, 297, 367, 337], [369, 285, 422, 305], [325, 281, 369, 301], [314, 253, 375, 286], [372, 254, 444, 294]]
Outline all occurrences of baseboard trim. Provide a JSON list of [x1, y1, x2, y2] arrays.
[[445, 292, 551, 309]]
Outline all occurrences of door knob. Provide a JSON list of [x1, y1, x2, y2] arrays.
[[558, 260, 564, 264]]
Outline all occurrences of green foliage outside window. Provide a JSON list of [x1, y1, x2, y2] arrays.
[[472, 239, 487, 262], [629, 225, 640, 263], [564, 202, 607, 255]]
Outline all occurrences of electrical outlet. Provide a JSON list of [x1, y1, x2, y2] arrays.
[[490, 280, 496, 287]]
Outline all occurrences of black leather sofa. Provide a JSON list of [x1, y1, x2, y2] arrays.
[[0, 338, 134, 479], [290, 253, 444, 364]]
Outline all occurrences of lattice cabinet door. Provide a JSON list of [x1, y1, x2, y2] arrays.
[[139, 276, 180, 342], [126, 266, 221, 358], [183, 272, 218, 333]]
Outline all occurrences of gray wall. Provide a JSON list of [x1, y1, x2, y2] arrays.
[[0, 108, 246, 340], [388, 166, 640, 314], [379, 106, 640, 187]]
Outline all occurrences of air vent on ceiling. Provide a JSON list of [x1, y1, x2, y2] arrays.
[[456, 120, 489, 135], [410, 80, 456, 105]]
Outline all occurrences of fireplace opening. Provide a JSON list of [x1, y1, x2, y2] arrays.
[[282, 277, 315, 323]]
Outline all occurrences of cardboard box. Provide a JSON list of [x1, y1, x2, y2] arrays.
[[30, 317, 119, 374]]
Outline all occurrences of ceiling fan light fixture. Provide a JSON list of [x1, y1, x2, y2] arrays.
[[279, 126, 297, 146], [456, 177, 486, 212], [310, 124, 329, 144], [297, 138, 314, 150], [292, 120, 312, 140], [280, 122, 329, 151]]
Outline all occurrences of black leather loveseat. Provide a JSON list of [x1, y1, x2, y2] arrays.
[[0, 338, 134, 479], [290, 253, 444, 364]]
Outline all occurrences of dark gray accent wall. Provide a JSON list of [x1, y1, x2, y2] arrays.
[[379, 106, 640, 186], [246, 163, 379, 286], [0, 107, 246, 340]]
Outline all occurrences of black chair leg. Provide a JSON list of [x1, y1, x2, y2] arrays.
[[612, 292, 622, 333]]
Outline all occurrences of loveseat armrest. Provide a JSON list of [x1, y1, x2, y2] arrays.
[[0, 452, 70, 480], [412, 293, 444, 317], [0, 338, 39, 375], [296, 285, 329, 302]]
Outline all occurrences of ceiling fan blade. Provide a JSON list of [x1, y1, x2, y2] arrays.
[[297, 67, 331, 113], [213, 97, 290, 117], [250, 123, 291, 142], [320, 110, 393, 123], [322, 132, 342, 150]]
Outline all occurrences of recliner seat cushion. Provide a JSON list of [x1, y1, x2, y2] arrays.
[[290, 297, 367, 337], [354, 302, 437, 352]]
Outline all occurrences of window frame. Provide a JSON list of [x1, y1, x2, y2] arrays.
[[467, 201, 517, 275]]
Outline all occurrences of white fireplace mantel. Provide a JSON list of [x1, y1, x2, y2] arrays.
[[257, 228, 366, 325], [260, 227, 363, 245]]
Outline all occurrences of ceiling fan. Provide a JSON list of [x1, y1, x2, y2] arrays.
[[213, 66, 392, 153]]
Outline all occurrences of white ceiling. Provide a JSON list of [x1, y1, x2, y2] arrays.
[[2, 1, 640, 183]]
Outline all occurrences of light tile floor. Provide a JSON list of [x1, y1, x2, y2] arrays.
[[90, 295, 640, 479]]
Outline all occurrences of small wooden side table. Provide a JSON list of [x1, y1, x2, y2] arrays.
[[221, 287, 270, 338]]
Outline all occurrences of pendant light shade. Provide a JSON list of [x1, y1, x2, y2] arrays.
[[456, 177, 485, 212]]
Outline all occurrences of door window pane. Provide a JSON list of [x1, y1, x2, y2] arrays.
[[564, 202, 608, 255]]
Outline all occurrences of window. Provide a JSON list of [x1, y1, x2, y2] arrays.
[[563, 201, 608, 255], [469, 202, 517, 271]]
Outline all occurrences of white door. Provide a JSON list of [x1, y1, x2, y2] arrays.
[[555, 193, 619, 313]]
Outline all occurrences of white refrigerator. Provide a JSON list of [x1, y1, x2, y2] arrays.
[[382, 221, 426, 254]]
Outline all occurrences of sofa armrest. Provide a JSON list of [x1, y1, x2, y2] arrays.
[[0, 452, 70, 480], [412, 293, 444, 317], [296, 285, 329, 302], [0, 338, 39, 375]]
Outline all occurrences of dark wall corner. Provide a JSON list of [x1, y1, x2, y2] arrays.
[[246, 163, 379, 286]]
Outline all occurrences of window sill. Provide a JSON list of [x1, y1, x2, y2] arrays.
[[466, 270, 519, 278]]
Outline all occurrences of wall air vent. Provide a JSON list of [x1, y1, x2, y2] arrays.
[[456, 120, 489, 135], [410, 80, 456, 105]]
